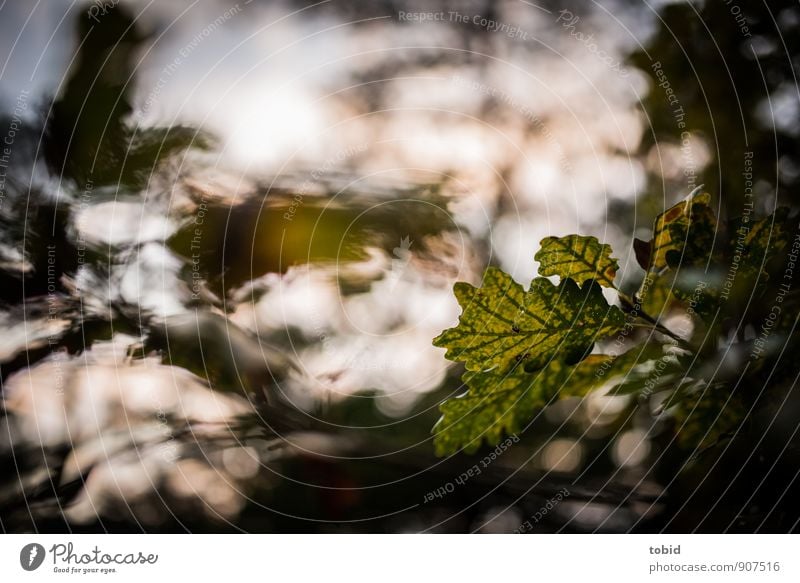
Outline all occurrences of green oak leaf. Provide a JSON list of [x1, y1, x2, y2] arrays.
[[665, 203, 717, 269], [607, 345, 687, 396], [668, 383, 747, 451], [743, 207, 792, 251], [670, 269, 722, 322], [433, 358, 595, 455], [433, 267, 626, 373], [636, 190, 717, 309], [649, 190, 716, 271], [535, 235, 619, 287], [635, 267, 720, 322], [734, 207, 794, 282], [433, 364, 557, 456], [635, 190, 716, 275], [635, 271, 677, 316], [434, 345, 666, 455]]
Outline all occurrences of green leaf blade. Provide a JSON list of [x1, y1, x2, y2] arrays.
[[433, 346, 663, 456], [433, 268, 626, 373], [433, 366, 539, 456], [535, 234, 619, 287], [734, 207, 794, 283], [636, 189, 718, 310], [647, 190, 717, 272], [434, 359, 581, 455], [669, 385, 746, 451]]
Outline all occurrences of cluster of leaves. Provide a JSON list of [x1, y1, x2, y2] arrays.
[[432, 189, 800, 457]]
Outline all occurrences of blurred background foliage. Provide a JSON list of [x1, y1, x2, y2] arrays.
[[0, 0, 799, 533]]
